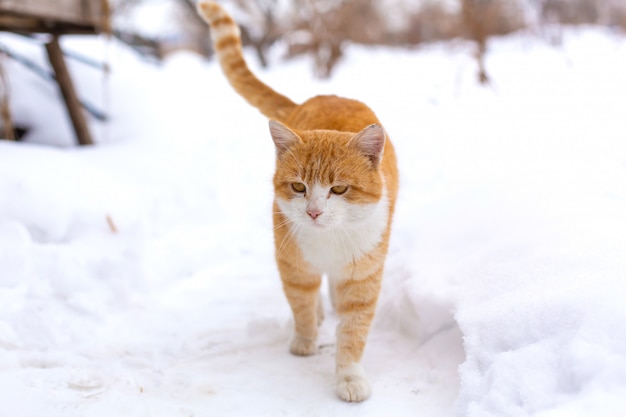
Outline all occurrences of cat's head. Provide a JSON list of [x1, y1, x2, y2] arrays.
[[270, 120, 387, 230]]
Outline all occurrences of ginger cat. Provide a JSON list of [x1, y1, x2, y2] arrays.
[[197, 1, 398, 402]]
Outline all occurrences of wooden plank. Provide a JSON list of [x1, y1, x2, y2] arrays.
[[0, 0, 103, 26], [0, 15, 41, 31], [45, 36, 93, 145], [0, 18, 100, 34], [0, 57, 15, 141]]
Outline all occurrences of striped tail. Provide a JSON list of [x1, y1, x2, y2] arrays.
[[196, 1, 297, 121]]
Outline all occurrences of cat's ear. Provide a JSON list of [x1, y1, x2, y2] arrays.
[[349, 124, 386, 168], [269, 120, 302, 157]]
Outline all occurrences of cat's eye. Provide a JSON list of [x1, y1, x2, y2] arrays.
[[330, 185, 348, 195], [291, 182, 306, 193]]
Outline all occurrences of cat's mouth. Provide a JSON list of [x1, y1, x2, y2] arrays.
[[309, 219, 325, 227], [306, 216, 329, 229]]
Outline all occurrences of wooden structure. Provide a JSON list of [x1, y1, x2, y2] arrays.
[[0, 0, 110, 145]]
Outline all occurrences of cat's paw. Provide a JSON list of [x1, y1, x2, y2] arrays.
[[290, 336, 317, 356], [336, 363, 371, 402], [336, 375, 371, 402]]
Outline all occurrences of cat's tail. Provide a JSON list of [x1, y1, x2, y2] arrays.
[[196, 1, 297, 121]]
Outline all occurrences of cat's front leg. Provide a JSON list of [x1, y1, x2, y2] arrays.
[[277, 258, 322, 356], [334, 270, 382, 402]]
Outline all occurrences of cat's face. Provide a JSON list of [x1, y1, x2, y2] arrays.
[[271, 121, 386, 231]]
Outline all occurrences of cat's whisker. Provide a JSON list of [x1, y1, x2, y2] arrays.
[[273, 217, 294, 231], [278, 222, 302, 254], [335, 224, 353, 261], [273, 210, 300, 217]]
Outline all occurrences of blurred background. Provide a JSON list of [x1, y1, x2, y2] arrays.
[[1, 0, 625, 143], [111, 0, 626, 79]]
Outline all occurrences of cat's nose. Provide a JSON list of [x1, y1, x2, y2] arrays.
[[307, 209, 323, 220]]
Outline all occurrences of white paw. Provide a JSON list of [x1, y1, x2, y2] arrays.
[[290, 336, 317, 356], [336, 375, 371, 402]]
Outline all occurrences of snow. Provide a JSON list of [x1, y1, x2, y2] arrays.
[[1, 27, 626, 416]]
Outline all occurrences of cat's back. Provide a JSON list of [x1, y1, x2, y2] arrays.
[[285, 95, 379, 133]]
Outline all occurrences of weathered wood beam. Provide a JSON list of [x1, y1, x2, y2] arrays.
[[0, 0, 104, 28], [0, 50, 15, 140], [45, 36, 93, 145], [0, 15, 41, 31], [0, 17, 100, 34]]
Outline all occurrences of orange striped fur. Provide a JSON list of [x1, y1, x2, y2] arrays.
[[197, 1, 398, 402]]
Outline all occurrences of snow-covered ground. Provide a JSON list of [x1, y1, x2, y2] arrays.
[[1, 27, 625, 416]]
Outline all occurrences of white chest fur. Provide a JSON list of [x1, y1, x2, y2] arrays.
[[278, 187, 389, 278]]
